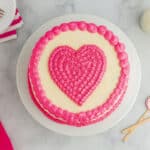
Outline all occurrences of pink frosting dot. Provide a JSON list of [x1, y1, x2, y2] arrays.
[[93, 109, 99, 115], [58, 108, 64, 115], [60, 23, 68, 31], [68, 22, 77, 30], [115, 43, 125, 52], [54, 108, 61, 117], [51, 105, 57, 113], [30, 66, 37, 75], [36, 41, 45, 50], [118, 52, 128, 60], [48, 104, 54, 113], [102, 103, 108, 110], [47, 101, 52, 108], [110, 35, 119, 45], [32, 47, 37, 53], [79, 112, 86, 117], [41, 97, 47, 104], [77, 21, 87, 30], [107, 97, 113, 105], [45, 31, 53, 40], [63, 110, 70, 120], [97, 107, 103, 114], [34, 56, 40, 64], [109, 93, 115, 99], [86, 111, 92, 117], [52, 26, 60, 35], [117, 81, 123, 90], [98, 25, 107, 35], [29, 59, 35, 69], [120, 59, 129, 68], [36, 48, 42, 56], [122, 67, 130, 75], [104, 30, 113, 40], [44, 101, 51, 110], [87, 23, 97, 33], [99, 116, 105, 121], [68, 115, 75, 125], [41, 36, 49, 44], [114, 88, 120, 95], [119, 74, 124, 82], [78, 112, 86, 121], [42, 100, 49, 109]]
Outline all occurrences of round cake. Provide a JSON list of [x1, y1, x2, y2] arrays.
[[28, 21, 129, 127]]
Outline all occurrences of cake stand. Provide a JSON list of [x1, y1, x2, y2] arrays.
[[16, 14, 141, 136]]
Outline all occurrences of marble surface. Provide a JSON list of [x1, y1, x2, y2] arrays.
[[0, 0, 150, 149]]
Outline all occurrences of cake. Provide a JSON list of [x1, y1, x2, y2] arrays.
[[28, 21, 129, 127]]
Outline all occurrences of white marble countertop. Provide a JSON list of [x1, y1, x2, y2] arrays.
[[0, 0, 150, 149]]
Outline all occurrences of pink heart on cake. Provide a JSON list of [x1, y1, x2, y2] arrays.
[[48, 45, 106, 106]]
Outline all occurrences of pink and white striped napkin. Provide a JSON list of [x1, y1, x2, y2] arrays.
[[0, 9, 23, 43]]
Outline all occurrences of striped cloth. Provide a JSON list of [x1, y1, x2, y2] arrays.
[[0, 9, 23, 43]]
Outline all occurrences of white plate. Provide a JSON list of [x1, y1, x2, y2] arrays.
[[0, 0, 16, 33], [16, 14, 141, 136]]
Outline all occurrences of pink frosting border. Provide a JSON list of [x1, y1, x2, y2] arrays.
[[28, 21, 130, 127]]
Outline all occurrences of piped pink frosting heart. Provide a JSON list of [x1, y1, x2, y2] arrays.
[[48, 45, 106, 105]]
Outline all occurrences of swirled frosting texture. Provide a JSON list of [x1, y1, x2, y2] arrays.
[[28, 21, 129, 127], [49, 45, 106, 106]]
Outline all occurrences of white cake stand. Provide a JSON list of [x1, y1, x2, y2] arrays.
[[16, 14, 141, 136]]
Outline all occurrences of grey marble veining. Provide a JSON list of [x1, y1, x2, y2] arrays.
[[0, 0, 150, 150]]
